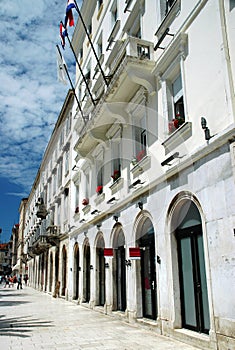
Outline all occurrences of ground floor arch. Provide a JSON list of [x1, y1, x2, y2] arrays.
[[169, 194, 210, 334], [95, 233, 105, 306], [136, 215, 157, 320], [61, 245, 67, 297], [83, 240, 90, 303], [112, 224, 126, 312], [73, 243, 80, 300]]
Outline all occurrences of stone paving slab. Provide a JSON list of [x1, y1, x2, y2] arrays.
[[0, 285, 201, 350]]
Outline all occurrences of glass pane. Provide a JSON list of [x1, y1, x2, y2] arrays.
[[197, 235, 210, 331], [143, 247, 153, 317], [180, 237, 197, 327], [172, 74, 182, 98]]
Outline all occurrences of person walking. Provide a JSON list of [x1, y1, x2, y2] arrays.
[[17, 274, 23, 289], [23, 274, 28, 285]]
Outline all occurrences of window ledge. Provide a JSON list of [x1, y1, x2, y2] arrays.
[[162, 122, 192, 154], [97, 3, 104, 20], [109, 177, 124, 194], [155, 0, 181, 39], [94, 192, 105, 205], [82, 204, 91, 215], [73, 212, 80, 222], [131, 155, 151, 176]]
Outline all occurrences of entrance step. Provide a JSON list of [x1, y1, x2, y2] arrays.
[[136, 318, 161, 334], [172, 328, 213, 350]]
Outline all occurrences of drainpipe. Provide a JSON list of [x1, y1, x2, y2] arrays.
[[218, 0, 235, 121]]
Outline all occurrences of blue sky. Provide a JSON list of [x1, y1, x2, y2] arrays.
[[0, 0, 81, 242]]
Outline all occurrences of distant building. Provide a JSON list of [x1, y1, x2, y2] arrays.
[[22, 1, 235, 350], [0, 241, 12, 276]]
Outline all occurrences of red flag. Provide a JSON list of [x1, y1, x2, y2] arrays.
[[60, 22, 67, 49], [65, 0, 76, 27]]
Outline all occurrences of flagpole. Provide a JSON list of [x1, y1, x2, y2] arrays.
[[56, 44, 87, 123], [73, 0, 109, 87], [65, 32, 96, 106]]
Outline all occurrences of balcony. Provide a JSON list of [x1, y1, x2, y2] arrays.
[[46, 225, 61, 246], [28, 228, 50, 255], [74, 36, 155, 158], [36, 203, 48, 220], [27, 223, 61, 256], [105, 35, 155, 96]]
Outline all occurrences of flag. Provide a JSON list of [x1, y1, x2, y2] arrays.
[[66, 0, 76, 12], [60, 21, 67, 49], [65, 0, 76, 27], [56, 49, 67, 85]]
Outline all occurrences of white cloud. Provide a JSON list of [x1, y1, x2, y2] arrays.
[[0, 0, 81, 193]]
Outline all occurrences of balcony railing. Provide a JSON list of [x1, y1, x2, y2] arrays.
[[106, 35, 154, 76]]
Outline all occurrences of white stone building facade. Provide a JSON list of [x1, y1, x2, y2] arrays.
[[23, 1, 235, 350]]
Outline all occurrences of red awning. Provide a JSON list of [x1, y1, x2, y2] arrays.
[[129, 247, 141, 259], [104, 248, 113, 257]]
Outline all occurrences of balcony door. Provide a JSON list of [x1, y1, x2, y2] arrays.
[[83, 242, 90, 303], [138, 219, 157, 320], [113, 226, 126, 312], [96, 235, 105, 306], [73, 243, 79, 300], [175, 201, 210, 334]]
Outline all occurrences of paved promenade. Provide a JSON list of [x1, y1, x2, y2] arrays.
[[0, 284, 201, 350]]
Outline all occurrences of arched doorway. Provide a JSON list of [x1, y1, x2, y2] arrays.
[[44, 251, 48, 292], [112, 225, 126, 312], [73, 243, 79, 300], [49, 252, 53, 292], [61, 245, 67, 296], [83, 240, 90, 303], [171, 199, 210, 334], [40, 254, 44, 290], [136, 217, 157, 320], [96, 234, 105, 306], [55, 249, 59, 284]]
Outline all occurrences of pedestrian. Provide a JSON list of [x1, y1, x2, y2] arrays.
[[4, 276, 9, 288], [17, 274, 23, 289], [23, 274, 28, 285], [53, 281, 60, 298]]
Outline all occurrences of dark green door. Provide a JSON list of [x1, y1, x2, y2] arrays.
[[139, 228, 157, 319], [177, 225, 210, 334]]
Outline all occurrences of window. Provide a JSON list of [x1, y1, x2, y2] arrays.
[[97, 34, 103, 58], [47, 181, 51, 202], [129, 16, 141, 38], [111, 0, 118, 27], [98, 0, 103, 10], [53, 171, 57, 195], [59, 130, 64, 150], [133, 116, 147, 162], [79, 48, 83, 61], [165, 0, 175, 16], [57, 203, 61, 226], [85, 170, 90, 199], [66, 112, 72, 136], [230, 0, 235, 11], [75, 184, 79, 212], [64, 150, 69, 175], [168, 73, 185, 134], [96, 161, 104, 194], [58, 161, 62, 187], [111, 141, 121, 182], [88, 22, 92, 35]]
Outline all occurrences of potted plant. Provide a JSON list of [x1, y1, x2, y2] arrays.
[[136, 149, 146, 162], [96, 185, 103, 195], [111, 169, 120, 181], [131, 157, 137, 166], [82, 198, 89, 206], [168, 115, 184, 134]]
